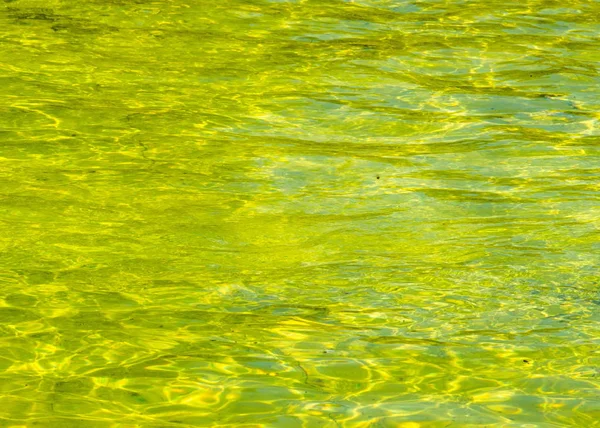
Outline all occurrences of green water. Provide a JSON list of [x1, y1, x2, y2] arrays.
[[1, 0, 599, 426]]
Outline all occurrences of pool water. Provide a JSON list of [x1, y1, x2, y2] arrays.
[[1, 0, 599, 426]]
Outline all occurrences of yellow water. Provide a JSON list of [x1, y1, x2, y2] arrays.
[[1, 0, 599, 426]]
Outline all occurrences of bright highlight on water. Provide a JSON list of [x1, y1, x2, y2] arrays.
[[1, 0, 599, 426]]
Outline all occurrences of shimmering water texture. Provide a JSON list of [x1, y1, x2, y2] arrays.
[[1, 0, 600, 426]]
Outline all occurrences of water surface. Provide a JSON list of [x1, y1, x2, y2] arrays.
[[1, 0, 599, 426]]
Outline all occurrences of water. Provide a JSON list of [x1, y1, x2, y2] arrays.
[[1, 0, 599, 426]]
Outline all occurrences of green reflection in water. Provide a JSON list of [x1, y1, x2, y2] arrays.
[[1, 0, 599, 426]]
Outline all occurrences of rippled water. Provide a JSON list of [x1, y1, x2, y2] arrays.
[[1, 0, 599, 426]]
